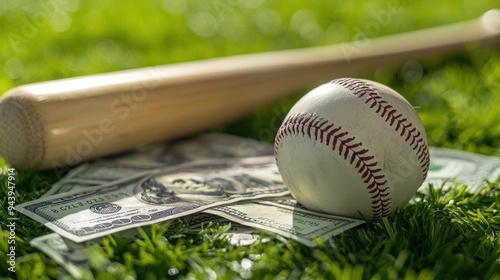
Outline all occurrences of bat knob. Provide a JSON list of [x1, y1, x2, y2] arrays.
[[0, 90, 45, 171]]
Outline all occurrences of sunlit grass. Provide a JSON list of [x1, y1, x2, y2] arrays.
[[1, 0, 499, 279]]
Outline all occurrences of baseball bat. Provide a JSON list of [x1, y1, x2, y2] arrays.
[[1, 10, 499, 171]]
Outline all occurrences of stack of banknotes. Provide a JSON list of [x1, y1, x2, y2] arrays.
[[17, 133, 500, 278]]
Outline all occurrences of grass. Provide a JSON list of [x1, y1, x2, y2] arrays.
[[1, 0, 500, 279]]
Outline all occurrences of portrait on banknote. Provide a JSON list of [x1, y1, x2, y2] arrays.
[[135, 167, 283, 205], [136, 172, 246, 204]]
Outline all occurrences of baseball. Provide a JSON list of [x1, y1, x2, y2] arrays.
[[274, 78, 430, 220]]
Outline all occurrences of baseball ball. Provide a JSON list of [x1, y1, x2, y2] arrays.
[[274, 78, 430, 220]]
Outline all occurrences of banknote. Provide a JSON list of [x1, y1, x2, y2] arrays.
[[50, 142, 500, 197], [44, 181, 102, 197], [30, 214, 269, 279], [179, 213, 271, 246], [106, 133, 274, 165], [205, 197, 364, 247], [18, 156, 287, 243], [30, 233, 91, 279], [43, 162, 154, 197], [426, 147, 500, 192], [44, 133, 274, 196]]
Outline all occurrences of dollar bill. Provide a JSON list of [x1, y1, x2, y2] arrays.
[[45, 181, 101, 197], [30, 233, 91, 279], [426, 147, 500, 192], [44, 133, 274, 196], [107, 133, 274, 165], [204, 197, 364, 247], [50, 139, 500, 197], [17, 156, 287, 243], [180, 213, 271, 246], [46, 162, 154, 188], [30, 214, 269, 279]]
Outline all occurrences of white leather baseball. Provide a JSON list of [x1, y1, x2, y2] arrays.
[[274, 78, 430, 220]]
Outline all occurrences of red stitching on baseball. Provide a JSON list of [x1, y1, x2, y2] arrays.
[[275, 113, 391, 219], [331, 78, 430, 182]]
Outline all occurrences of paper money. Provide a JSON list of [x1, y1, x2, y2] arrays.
[[45, 181, 101, 197], [50, 135, 500, 197], [44, 133, 274, 196], [205, 197, 364, 247], [17, 157, 287, 243], [181, 213, 271, 246], [30, 233, 91, 279], [107, 133, 274, 165], [30, 213, 270, 278], [24, 134, 500, 251], [426, 147, 500, 192], [57, 162, 155, 184]]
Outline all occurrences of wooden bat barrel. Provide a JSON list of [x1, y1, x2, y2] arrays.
[[0, 10, 499, 171]]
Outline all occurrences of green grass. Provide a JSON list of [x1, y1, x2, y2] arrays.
[[1, 0, 500, 279]]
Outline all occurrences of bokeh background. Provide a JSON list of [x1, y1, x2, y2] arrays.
[[1, 0, 499, 160], [1, 1, 500, 279]]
